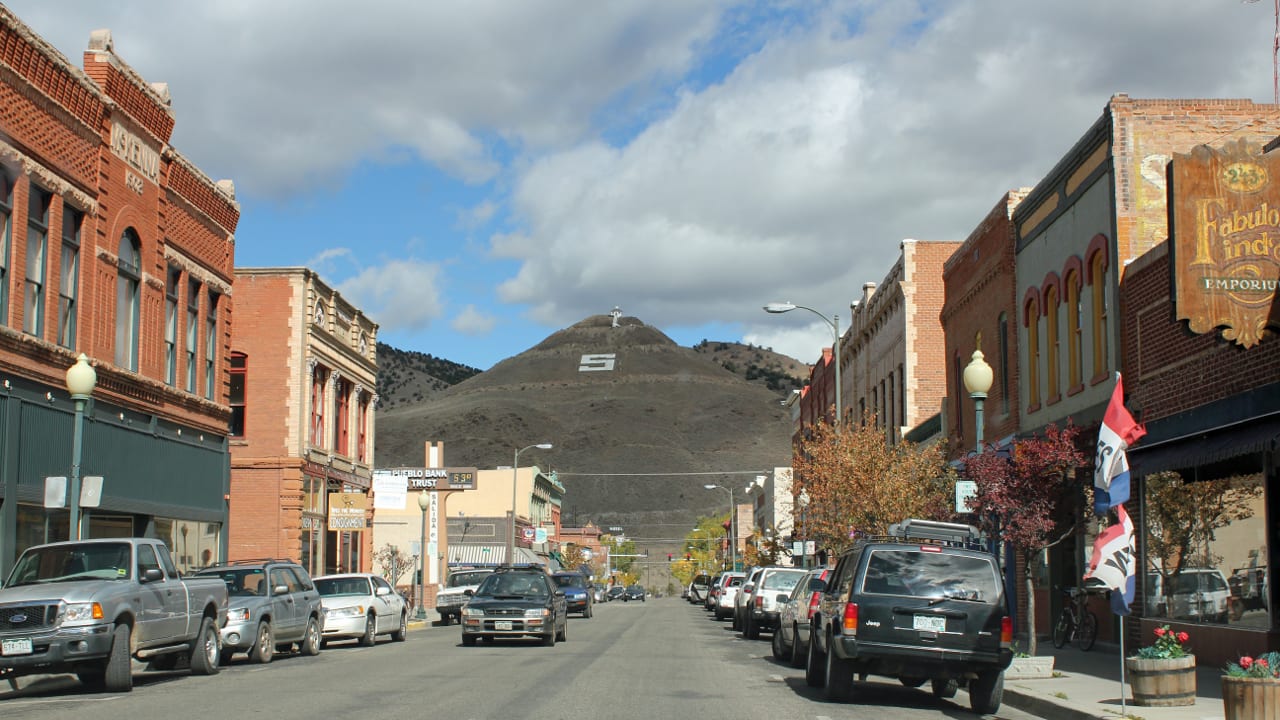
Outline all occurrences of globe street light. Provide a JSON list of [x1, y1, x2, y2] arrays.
[[962, 349, 994, 451], [764, 302, 841, 429], [796, 488, 810, 569], [416, 490, 430, 619], [704, 484, 735, 571], [65, 354, 97, 540], [510, 443, 553, 565]]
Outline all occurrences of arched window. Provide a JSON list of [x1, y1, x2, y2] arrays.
[[1090, 250, 1109, 380], [1025, 296, 1040, 410], [24, 185, 51, 337], [1065, 268, 1082, 391], [165, 265, 180, 385], [206, 292, 220, 400], [58, 205, 82, 349], [311, 365, 328, 448], [116, 229, 142, 371], [1045, 284, 1060, 403]]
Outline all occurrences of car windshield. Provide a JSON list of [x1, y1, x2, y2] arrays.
[[316, 576, 372, 596], [860, 549, 998, 601], [762, 570, 806, 591], [1171, 571, 1228, 593], [477, 572, 549, 597], [552, 574, 586, 589], [196, 567, 269, 597], [5, 542, 134, 587], [446, 570, 492, 588]]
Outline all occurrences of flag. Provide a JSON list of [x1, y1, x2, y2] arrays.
[[1093, 373, 1145, 515], [1083, 504, 1135, 616]]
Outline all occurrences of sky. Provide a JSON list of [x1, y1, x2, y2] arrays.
[[7, 1, 1279, 370]]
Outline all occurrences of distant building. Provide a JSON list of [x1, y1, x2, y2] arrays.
[[229, 268, 378, 576], [0, 11, 238, 575]]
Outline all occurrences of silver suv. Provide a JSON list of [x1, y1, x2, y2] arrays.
[[195, 559, 324, 664]]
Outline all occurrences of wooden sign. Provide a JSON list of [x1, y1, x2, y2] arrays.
[[1169, 139, 1280, 348], [327, 492, 368, 531]]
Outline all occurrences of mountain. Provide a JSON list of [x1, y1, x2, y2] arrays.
[[374, 316, 803, 551], [374, 343, 482, 411], [691, 340, 809, 395]]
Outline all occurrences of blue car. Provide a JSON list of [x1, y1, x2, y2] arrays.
[[550, 572, 594, 618]]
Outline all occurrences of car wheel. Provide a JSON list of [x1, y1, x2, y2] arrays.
[[542, 630, 556, 647], [391, 612, 407, 642], [969, 670, 1004, 714], [556, 616, 567, 642], [189, 616, 221, 675], [300, 617, 321, 656], [583, 603, 592, 619], [103, 623, 133, 692], [789, 625, 805, 669], [461, 634, 476, 647], [771, 623, 789, 661], [805, 625, 826, 688], [823, 636, 854, 702], [248, 621, 273, 664], [746, 615, 760, 640], [358, 614, 376, 647], [931, 678, 958, 699]]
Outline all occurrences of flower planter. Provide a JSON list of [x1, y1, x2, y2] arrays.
[[1126, 655, 1196, 707], [1007, 655, 1056, 679], [1222, 676, 1280, 720]]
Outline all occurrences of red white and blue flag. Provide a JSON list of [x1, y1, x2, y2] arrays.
[[1083, 504, 1135, 616], [1093, 373, 1145, 516]]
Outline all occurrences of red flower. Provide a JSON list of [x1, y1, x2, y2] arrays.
[[1177, 632, 1189, 643], [1259, 659, 1270, 669], [1154, 627, 1166, 637], [1241, 657, 1254, 669]]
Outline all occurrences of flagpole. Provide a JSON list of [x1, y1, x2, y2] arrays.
[[1120, 614, 1127, 716]]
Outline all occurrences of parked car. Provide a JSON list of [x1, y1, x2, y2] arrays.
[[1147, 567, 1232, 623], [435, 567, 495, 625], [606, 585, 626, 602], [550, 572, 594, 617], [314, 573, 408, 646], [688, 573, 712, 604], [733, 566, 765, 631], [461, 566, 567, 646], [0, 538, 227, 692], [713, 572, 746, 620], [623, 584, 646, 602], [809, 519, 1011, 714], [744, 567, 808, 639], [773, 567, 830, 667], [194, 559, 324, 665], [592, 583, 607, 603], [704, 572, 724, 611]]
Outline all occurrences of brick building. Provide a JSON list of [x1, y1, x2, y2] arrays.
[[229, 268, 378, 576], [842, 239, 960, 444], [0, 12, 238, 574]]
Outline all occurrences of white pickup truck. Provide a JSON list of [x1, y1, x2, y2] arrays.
[[0, 537, 228, 692]]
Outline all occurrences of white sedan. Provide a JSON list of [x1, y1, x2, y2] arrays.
[[314, 573, 408, 646]]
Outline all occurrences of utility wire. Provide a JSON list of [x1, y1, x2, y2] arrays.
[[556, 470, 769, 477]]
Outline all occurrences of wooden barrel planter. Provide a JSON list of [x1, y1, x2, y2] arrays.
[[1127, 655, 1197, 707], [1222, 676, 1280, 720]]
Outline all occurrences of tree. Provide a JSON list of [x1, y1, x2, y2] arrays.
[[791, 415, 953, 558], [373, 544, 417, 588], [962, 423, 1086, 656]]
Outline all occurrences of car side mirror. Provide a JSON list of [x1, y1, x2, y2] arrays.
[[554, 590, 565, 597], [464, 589, 474, 597], [141, 568, 164, 583], [777, 593, 790, 604], [808, 578, 827, 593], [273, 585, 289, 595], [375, 586, 391, 596], [744, 584, 754, 593]]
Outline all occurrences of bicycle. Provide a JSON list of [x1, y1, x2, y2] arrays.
[[1051, 585, 1098, 650]]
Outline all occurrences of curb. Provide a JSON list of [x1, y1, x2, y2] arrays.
[[1002, 686, 1119, 720]]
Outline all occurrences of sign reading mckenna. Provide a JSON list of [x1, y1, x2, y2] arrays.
[[1170, 139, 1280, 348]]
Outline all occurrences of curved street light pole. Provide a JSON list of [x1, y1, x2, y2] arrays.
[[509, 443, 553, 565], [764, 302, 841, 430], [704, 484, 734, 571]]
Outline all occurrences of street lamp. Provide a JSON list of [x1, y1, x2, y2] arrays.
[[704, 484, 735, 571], [796, 489, 810, 569], [65, 354, 96, 540], [509, 443, 552, 566], [416, 490, 429, 619], [764, 302, 841, 428], [962, 349, 994, 451]]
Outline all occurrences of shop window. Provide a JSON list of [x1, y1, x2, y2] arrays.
[[58, 205, 81, 349], [334, 378, 351, 456], [0, 171, 11, 326], [1090, 250, 1109, 380], [186, 278, 200, 392], [1065, 268, 1082, 391], [311, 366, 328, 448], [1142, 461, 1267, 628], [116, 230, 141, 371], [357, 393, 369, 463], [1024, 296, 1040, 410], [164, 265, 180, 385], [229, 352, 246, 437], [24, 185, 51, 337], [206, 292, 220, 399]]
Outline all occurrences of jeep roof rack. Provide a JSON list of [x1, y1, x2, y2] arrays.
[[886, 519, 983, 547], [220, 558, 298, 567]]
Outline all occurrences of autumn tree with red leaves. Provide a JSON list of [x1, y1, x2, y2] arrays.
[[792, 416, 953, 559], [961, 423, 1086, 655]]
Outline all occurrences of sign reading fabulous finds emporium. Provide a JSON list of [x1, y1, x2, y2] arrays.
[[1169, 139, 1280, 348]]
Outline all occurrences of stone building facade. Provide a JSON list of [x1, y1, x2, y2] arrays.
[[0, 11, 237, 574], [229, 268, 378, 576]]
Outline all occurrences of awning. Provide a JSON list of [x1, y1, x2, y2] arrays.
[[445, 544, 548, 568], [1129, 415, 1280, 477]]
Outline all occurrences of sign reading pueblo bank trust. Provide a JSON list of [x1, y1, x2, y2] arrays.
[[1170, 139, 1280, 348]]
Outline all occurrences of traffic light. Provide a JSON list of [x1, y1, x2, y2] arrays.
[[685, 553, 691, 561], [667, 553, 672, 562]]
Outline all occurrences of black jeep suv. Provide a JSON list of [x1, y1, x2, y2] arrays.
[[807, 519, 1012, 714], [460, 565, 567, 647]]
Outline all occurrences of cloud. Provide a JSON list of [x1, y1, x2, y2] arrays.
[[335, 260, 444, 333], [451, 305, 497, 336]]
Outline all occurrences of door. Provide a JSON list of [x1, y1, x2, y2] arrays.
[[372, 576, 397, 632], [135, 544, 185, 642], [269, 566, 303, 640]]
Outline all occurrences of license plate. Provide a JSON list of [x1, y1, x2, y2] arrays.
[[913, 614, 946, 632], [1, 638, 32, 656], [494, 621, 513, 631]]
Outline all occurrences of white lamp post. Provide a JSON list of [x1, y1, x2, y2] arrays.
[[764, 302, 841, 429], [65, 354, 97, 540], [962, 349, 994, 451], [416, 490, 429, 619], [510, 443, 552, 565], [796, 488, 810, 568], [704, 484, 735, 571]]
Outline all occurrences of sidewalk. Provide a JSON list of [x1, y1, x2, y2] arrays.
[[1002, 642, 1226, 720]]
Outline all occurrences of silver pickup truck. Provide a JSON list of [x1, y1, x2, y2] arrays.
[[0, 537, 228, 692]]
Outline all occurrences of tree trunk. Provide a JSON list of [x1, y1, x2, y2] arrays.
[[1023, 549, 1038, 656]]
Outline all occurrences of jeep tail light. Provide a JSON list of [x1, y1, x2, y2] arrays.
[[842, 602, 858, 635], [1000, 616, 1013, 648], [755, 595, 763, 610], [807, 592, 821, 620]]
